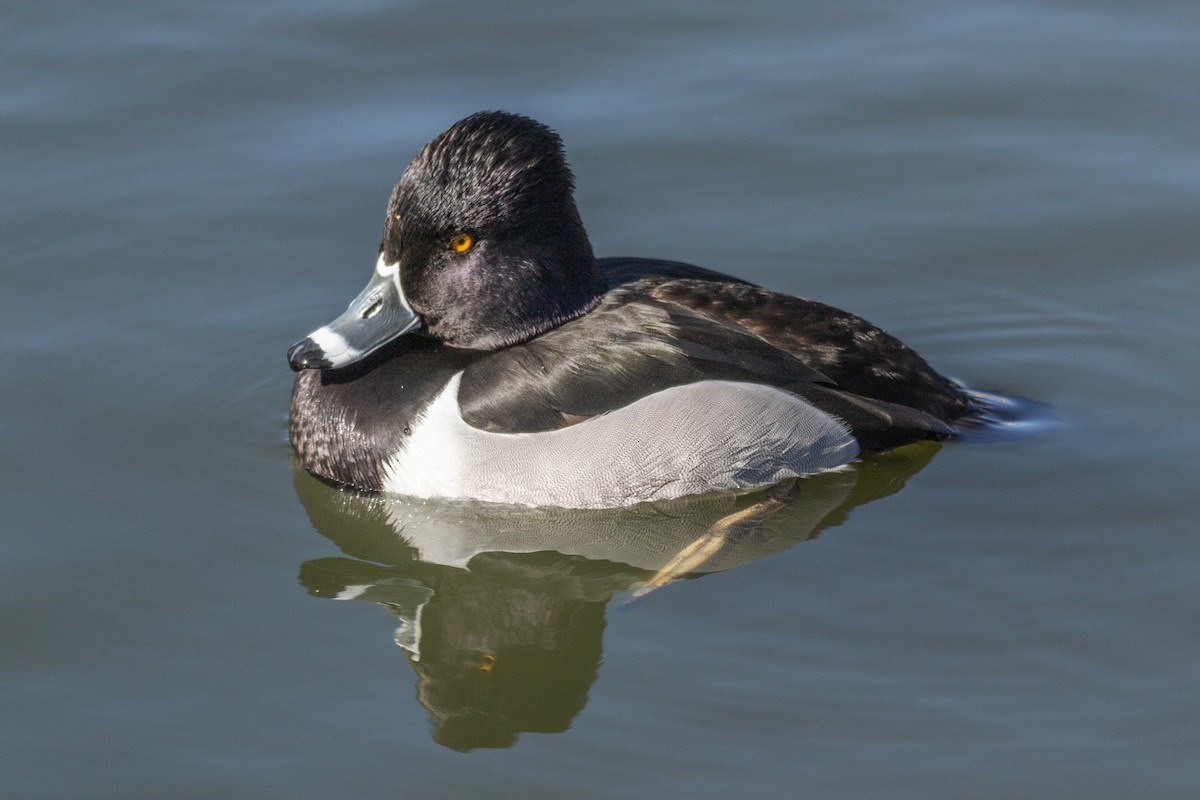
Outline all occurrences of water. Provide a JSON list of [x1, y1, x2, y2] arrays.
[[3, 1, 1198, 797]]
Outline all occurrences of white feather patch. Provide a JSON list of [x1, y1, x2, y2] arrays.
[[382, 374, 858, 508]]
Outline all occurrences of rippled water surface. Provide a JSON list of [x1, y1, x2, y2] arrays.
[[4, 1, 1198, 797]]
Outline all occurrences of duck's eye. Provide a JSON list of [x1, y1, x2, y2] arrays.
[[449, 233, 474, 253]]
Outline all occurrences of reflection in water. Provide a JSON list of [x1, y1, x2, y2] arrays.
[[294, 444, 936, 750]]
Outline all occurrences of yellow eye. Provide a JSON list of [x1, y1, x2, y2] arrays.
[[449, 233, 474, 253]]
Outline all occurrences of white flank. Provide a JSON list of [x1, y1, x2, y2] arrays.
[[381, 374, 859, 509], [381, 374, 471, 500]]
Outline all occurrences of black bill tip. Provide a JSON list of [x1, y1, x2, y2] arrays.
[[287, 338, 332, 372]]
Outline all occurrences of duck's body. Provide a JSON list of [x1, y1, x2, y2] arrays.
[[288, 113, 978, 508]]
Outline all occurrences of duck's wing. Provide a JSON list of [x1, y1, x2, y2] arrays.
[[457, 281, 954, 450], [645, 279, 978, 423], [597, 256, 754, 287]]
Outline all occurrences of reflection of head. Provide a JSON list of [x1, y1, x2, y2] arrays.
[[407, 569, 605, 751]]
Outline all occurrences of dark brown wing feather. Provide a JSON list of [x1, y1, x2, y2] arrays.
[[457, 279, 963, 450], [647, 279, 977, 423]]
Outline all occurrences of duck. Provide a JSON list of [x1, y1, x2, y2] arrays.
[[287, 111, 980, 509]]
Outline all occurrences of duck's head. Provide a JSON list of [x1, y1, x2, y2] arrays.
[[288, 111, 605, 371]]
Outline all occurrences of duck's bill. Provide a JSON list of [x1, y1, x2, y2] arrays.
[[287, 262, 422, 371]]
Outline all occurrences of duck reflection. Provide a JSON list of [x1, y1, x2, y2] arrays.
[[294, 444, 936, 750]]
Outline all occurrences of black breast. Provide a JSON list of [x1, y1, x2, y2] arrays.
[[289, 337, 483, 491]]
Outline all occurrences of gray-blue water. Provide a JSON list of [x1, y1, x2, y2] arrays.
[[4, 1, 1198, 797]]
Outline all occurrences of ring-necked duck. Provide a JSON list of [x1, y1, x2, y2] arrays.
[[288, 111, 979, 508]]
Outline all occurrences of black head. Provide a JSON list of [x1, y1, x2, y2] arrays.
[[288, 112, 605, 371], [384, 111, 604, 349]]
